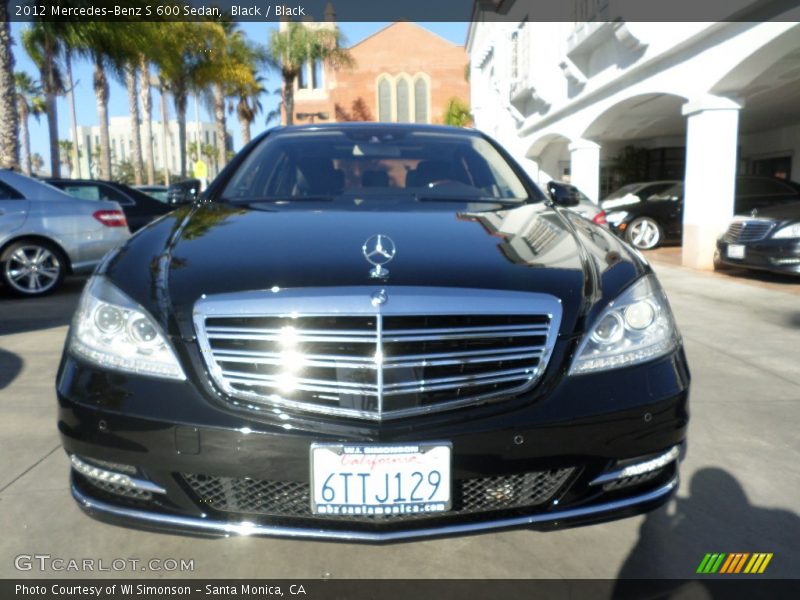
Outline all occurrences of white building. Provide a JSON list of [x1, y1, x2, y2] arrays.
[[467, 3, 800, 269], [75, 117, 226, 181]]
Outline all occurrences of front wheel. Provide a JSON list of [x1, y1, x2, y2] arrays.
[[1, 240, 66, 297], [626, 217, 663, 250]]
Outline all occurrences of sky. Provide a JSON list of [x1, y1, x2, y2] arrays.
[[9, 21, 469, 169]]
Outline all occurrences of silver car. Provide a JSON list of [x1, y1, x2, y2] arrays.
[[0, 170, 130, 297]]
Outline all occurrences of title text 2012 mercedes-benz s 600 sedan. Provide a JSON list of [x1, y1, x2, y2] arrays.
[[57, 124, 689, 541]]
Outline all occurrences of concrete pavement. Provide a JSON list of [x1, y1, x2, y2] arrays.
[[0, 265, 798, 579]]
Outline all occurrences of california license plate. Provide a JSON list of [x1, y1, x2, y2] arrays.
[[310, 443, 452, 515], [727, 244, 745, 259]]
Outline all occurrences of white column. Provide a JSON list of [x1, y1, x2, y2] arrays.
[[681, 95, 743, 270], [569, 139, 600, 203]]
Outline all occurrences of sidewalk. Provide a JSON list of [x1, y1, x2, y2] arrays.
[[646, 246, 800, 297]]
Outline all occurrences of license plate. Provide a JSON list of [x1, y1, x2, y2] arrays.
[[310, 443, 452, 515], [727, 244, 745, 259]]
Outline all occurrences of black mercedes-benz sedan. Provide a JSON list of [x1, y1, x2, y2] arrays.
[[56, 124, 690, 541], [715, 203, 800, 276]]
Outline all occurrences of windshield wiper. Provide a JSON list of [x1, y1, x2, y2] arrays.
[[218, 195, 337, 204], [413, 195, 530, 204]]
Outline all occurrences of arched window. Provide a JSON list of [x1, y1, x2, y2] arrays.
[[377, 77, 392, 122], [396, 78, 410, 122], [414, 77, 428, 123]]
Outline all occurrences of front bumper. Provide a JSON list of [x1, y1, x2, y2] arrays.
[[716, 238, 800, 275], [57, 346, 689, 541]]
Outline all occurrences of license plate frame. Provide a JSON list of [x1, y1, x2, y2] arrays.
[[727, 244, 745, 259], [309, 442, 452, 516]]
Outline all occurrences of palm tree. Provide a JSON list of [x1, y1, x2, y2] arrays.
[[119, 21, 162, 186], [156, 22, 222, 178], [14, 72, 46, 176], [21, 22, 63, 176], [231, 76, 266, 146], [194, 22, 262, 171], [139, 53, 156, 185], [0, 4, 19, 170], [58, 139, 75, 175], [68, 22, 137, 180], [268, 22, 354, 125], [62, 45, 81, 178], [30, 152, 44, 174]]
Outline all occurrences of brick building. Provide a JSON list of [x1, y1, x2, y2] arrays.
[[288, 21, 470, 125]]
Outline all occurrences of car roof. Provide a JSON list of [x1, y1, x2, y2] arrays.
[[0, 169, 80, 201]]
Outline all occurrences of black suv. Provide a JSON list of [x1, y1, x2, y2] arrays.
[[57, 124, 689, 541]]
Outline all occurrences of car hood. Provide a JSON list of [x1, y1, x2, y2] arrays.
[[105, 202, 648, 337], [748, 202, 800, 221]]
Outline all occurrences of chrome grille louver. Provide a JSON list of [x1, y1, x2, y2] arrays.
[[193, 287, 562, 421], [723, 219, 775, 243]]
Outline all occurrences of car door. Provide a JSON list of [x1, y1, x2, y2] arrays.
[[0, 180, 28, 242]]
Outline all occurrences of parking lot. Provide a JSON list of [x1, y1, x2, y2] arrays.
[[1, 260, 798, 580]]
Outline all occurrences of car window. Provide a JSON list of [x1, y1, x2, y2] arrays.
[[62, 183, 134, 205], [640, 183, 677, 200], [63, 185, 102, 201], [222, 130, 532, 202], [736, 178, 797, 197], [0, 181, 24, 200], [604, 184, 641, 200]]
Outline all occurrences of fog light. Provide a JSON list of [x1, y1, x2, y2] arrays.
[[70, 455, 166, 494], [590, 445, 680, 487]]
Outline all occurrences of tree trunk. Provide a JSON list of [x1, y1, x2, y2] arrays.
[[213, 82, 226, 172], [175, 91, 187, 178], [158, 78, 170, 185], [0, 10, 19, 170], [17, 100, 31, 175], [125, 64, 144, 185], [140, 56, 155, 185], [44, 91, 59, 177], [239, 114, 251, 147], [65, 49, 80, 178], [94, 56, 111, 180], [283, 73, 295, 125], [43, 37, 60, 178]]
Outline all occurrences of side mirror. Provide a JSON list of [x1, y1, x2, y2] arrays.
[[547, 181, 580, 207]]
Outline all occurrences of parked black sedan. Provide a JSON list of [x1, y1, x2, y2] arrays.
[[57, 124, 689, 541], [603, 176, 800, 250], [715, 203, 800, 276], [47, 179, 173, 232]]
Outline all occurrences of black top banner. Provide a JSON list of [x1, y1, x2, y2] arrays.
[[5, 0, 800, 22]]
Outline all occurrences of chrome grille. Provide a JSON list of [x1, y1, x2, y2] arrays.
[[182, 468, 574, 520], [723, 219, 775, 243], [194, 287, 561, 420]]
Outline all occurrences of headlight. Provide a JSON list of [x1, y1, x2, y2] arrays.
[[69, 276, 186, 380], [605, 210, 629, 226], [570, 274, 679, 374], [772, 223, 800, 239]]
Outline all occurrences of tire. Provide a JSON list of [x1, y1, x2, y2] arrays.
[[0, 240, 66, 297], [626, 217, 663, 250]]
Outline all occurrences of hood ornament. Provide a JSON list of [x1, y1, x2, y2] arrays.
[[362, 234, 396, 279], [751, 208, 759, 217]]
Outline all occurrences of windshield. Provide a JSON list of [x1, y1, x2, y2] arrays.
[[220, 129, 532, 203]]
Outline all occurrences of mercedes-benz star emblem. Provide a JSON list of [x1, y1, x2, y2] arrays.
[[362, 234, 396, 279]]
